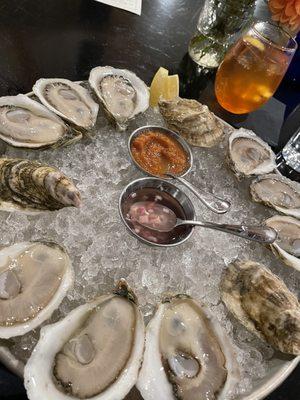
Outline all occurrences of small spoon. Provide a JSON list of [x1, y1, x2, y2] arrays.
[[165, 172, 231, 214], [129, 202, 277, 244]]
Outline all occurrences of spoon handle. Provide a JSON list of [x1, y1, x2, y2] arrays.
[[167, 173, 230, 214], [181, 220, 277, 244]]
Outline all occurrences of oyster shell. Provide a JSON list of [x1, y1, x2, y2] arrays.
[[89, 66, 149, 131], [265, 215, 300, 272], [221, 260, 300, 355], [0, 158, 81, 212], [24, 280, 145, 400], [137, 294, 239, 400], [158, 97, 224, 147], [33, 78, 99, 130], [0, 241, 73, 338], [250, 174, 300, 218], [227, 128, 276, 179], [0, 94, 81, 149]]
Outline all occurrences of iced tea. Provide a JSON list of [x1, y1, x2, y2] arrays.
[[215, 22, 297, 114]]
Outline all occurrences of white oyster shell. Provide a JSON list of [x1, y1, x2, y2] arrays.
[[0, 241, 73, 338], [265, 215, 300, 272], [33, 78, 99, 130], [250, 174, 300, 218], [0, 94, 81, 148], [89, 66, 149, 131], [221, 260, 300, 355], [24, 280, 145, 400], [137, 295, 239, 400], [227, 128, 276, 179]]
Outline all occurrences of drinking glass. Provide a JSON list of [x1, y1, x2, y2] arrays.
[[215, 21, 297, 114], [276, 129, 300, 182]]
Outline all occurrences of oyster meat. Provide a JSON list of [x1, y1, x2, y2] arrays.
[[250, 174, 300, 218], [0, 241, 73, 338], [89, 66, 149, 131], [0, 158, 81, 212], [24, 280, 145, 400], [33, 78, 99, 130], [137, 294, 239, 400], [159, 97, 224, 147], [221, 260, 300, 355], [0, 94, 81, 149], [227, 128, 276, 179], [265, 215, 300, 272]]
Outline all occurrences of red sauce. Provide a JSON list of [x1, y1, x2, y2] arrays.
[[131, 130, 189, 177]]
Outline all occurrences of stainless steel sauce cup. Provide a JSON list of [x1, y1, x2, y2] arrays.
[[119, 177, 195, 247]]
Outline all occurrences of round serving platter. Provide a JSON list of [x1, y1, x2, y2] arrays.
[[0, 81, 298, 400]]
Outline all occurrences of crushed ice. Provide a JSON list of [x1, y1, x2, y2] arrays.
[[1, 107, 299, 398]]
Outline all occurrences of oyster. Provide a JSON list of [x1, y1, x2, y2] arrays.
[[33, 78, 99, 130], [137, 294, 239, 400], [24, 280, 145, 400], [89, 66, 149, 131], [159, 97, 224, 147], [265, 215, 300, 272], [227, 128, 276, 179], [0, 241, 73, 338], [250, 174, 300, 218], [221, 260, 300, 355], [0, 158, 81, 212], [0, 94, 81, 149]]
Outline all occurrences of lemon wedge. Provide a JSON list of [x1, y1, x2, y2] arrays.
[[150, 67, 168, 107], [150, 67, 179, 107], [244, 35, 265, 52], [166, 74, 179, 101]]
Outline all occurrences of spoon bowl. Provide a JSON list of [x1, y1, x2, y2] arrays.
[[130, 201, 277, 244]]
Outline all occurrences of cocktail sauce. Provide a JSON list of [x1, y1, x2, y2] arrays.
[[131, 130, 189, 176]]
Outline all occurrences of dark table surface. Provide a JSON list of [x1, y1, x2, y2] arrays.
[[0, 1, 299, 399]]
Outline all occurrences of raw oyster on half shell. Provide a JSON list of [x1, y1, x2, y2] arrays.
[[0, 95, 81, 149], [227, 129, 276, 179], [159, 97, 224, 147], [265, 215, 300, 272], [24, 280, 145, 400], [0, 158, 81, 212], [89, 66, 149, 131], [0, 241, 73, 338], [33, 78, 99, 130], [137, 294, 239, 400], [250, 174, 300, 218], [221, 260, 300, 355]]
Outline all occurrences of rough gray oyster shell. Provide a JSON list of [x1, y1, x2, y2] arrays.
[[137, 294, 239, 400], [0, 95, 81, 149], [159, 97, 224, 147], [0, 241, 73, 338], [250, 174, 300, 218], [24, 280, 145, 400], [227, 128, 276, 180], [89, 66, 149, 131], [0, 158, 81, 212], [265, 215, 300, 272], [221, 260, 300, 355], [33, 78, 99, 130]]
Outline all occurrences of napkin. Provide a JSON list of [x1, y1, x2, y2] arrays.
[[94, 0, 142, 15]]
